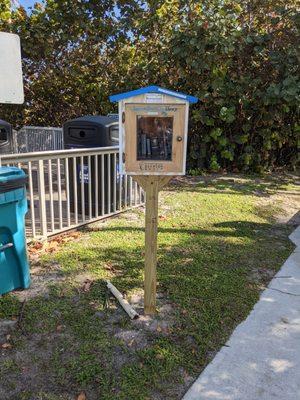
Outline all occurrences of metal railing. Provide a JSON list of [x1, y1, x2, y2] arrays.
[[0, 147, 144, 240], [12, 126, 64, 153]]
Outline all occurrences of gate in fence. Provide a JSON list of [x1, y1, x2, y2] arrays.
[[0, 147, 144, 240]]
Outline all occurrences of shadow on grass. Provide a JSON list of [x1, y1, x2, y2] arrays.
[[75, 220, 291, 298], [169, 174, 298, 196], [0, 216, 293, 400], [83, 220, 282, 240]]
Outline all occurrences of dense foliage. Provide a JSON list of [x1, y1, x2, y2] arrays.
[[0, 0, 299, 171]]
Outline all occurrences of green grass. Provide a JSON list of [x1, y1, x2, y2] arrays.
[[0, 175, 297, 400]]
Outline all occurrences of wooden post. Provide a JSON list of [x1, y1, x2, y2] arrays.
[[134, 176, 173, 314], [144, 177, 159, 314]]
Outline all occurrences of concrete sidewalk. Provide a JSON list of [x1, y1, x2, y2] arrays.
[[183, 226, 300, 400]]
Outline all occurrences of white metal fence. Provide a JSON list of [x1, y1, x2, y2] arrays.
[[0, 147, 144, 240], [12, 126, 64, 153]]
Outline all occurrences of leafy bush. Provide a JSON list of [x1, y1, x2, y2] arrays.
[[0, 0, 299, 171]]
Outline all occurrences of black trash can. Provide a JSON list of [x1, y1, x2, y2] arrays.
[[63, 116, 119, 217], [0, 120, 13, 155]]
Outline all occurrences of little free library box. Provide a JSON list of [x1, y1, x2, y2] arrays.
[[110, 86, 198, 314], [110, 86, 198, 176]]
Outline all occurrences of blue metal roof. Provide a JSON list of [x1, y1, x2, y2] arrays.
[[109, 85, 198, 104]]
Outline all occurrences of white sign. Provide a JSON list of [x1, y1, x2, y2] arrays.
[[78, 164, 90, 183], [0, 32, 24, 104], [145, 93, 163, 103]]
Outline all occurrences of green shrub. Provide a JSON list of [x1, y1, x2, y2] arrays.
[[0, 0, 298, 171]]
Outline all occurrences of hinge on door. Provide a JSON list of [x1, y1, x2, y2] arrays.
[[122, 152, 125, 163], [122, 112, 125, 123]]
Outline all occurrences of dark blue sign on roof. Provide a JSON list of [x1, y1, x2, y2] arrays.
[[109, 85, 198, 104]]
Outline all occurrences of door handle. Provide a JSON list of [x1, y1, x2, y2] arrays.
[[0, 243, 14, 252]]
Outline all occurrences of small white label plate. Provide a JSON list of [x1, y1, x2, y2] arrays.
[[145, 93, 163, 103]]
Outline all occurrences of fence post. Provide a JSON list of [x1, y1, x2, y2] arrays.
[[37, 159, 47, 237]]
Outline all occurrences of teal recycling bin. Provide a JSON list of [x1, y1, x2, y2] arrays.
[[0, 167, 30, 295]]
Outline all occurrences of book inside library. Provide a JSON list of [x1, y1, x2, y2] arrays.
[[136, 116, 173, 161]]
